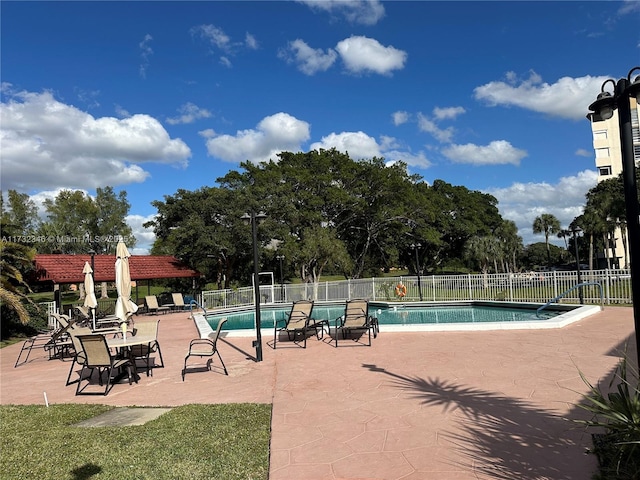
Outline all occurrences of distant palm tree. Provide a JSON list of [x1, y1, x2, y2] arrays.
[[557, 228, 572, 263], [533, 214, 561, 266], [0, 241, 36, 325]]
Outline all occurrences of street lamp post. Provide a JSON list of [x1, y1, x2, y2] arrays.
[[276, 254, 285, 302], [411, 243, 423, 301], [587, 66, 640, 366], [571, 229, 584, 304], [242, 212, 267, 362]]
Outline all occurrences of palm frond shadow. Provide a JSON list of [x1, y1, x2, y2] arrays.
[[362, 363, 595, 480]]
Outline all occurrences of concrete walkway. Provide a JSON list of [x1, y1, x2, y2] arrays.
[[0, 307, 636, 479]]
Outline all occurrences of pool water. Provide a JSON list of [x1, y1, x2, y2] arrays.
[[205, 303, 562, 331]]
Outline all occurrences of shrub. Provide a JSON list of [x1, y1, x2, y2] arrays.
[[576, 355, 640, 479]]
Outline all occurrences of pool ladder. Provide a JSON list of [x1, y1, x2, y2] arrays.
[[536, 282, 604, 318]]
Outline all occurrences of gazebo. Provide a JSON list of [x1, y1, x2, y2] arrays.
[[33, 254, 202, 313]]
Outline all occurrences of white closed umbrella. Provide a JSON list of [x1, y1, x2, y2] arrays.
[[114, 241, 138, 325], [83, 261, 98, 330]]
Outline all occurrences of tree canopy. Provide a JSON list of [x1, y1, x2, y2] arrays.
[[1, 187, 134, 254], [146, 149, 512, 286]]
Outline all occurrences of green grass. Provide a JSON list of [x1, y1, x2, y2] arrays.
[[0, 403, 271, 480]]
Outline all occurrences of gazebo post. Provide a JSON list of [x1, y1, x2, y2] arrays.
[[53, 284, 62, 315]]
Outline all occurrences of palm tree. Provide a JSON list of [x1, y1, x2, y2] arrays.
[[532, 214, 561, 266], [0, 240, 37, 325], [495, 220, 522, 273], [557, 229, 572, 263]]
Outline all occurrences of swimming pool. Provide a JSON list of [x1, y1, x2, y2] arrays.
[[196, 301, 602, 337]]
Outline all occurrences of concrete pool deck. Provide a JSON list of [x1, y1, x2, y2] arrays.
[[0, 306, 636, 479]]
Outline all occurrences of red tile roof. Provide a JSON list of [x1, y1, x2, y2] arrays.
[[33, 254, 201, 284]]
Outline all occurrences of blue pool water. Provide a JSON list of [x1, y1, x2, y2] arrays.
[[205, 302, 563, 331]]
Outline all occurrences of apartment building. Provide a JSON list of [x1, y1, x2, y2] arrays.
[[587, 96, 640, 269]]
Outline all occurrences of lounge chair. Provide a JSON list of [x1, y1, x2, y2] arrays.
[[182, 318, 228, 380], [172, 293, 187, 310], [333, 299, 379, 347], [75, 334, 137, 395], [129, 319, 164, 376], [13, 317, 62, 367], [145, 295, 171, 315], [274, 300, 324, 349], [44, 313, 76, 359]]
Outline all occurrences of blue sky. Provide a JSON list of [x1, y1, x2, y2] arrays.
[[2, 1, 639, 254]]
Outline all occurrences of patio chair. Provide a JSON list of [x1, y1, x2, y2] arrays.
[[129, 319, 164, 376], [65, 326, 92, 386], [145, 295, 171, 315], [172, 293, 187, 310], [273, 300, 322, 349], [75, 334, 137, 395], [182, 318, 228, 380], [334, 299, 379, 347]]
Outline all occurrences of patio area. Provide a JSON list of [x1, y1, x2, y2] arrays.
[[0, 307, 636, 479]]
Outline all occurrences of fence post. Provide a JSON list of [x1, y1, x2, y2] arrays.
[[508, 274, 514, 302]]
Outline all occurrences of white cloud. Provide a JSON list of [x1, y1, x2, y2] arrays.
[[297, 0, 385, 25], [575, 148, 593, 157], [433, 106, 466, 121], [310, 131, 431, 168], [382, 149, 432, 169], [166, 102, 212, 125], [486, 169, 598, 246], [474, 71, 610, 120], [191, 25, 231, 51], [442, 140, 527, 166], [335, 36, 407, 75], [74, 88, 101, 109], [619, 0, 640, 15], [139, 34, 153, 79], [417, 112, 455, 143], [278, 39, 337, 75], [310, 131, 381, 159], [392, 111, 409, 126], [204, 112, 310, 163], [245, 32, 258, 50], [191, 24, 257, 66], [0, 88, 191, 191], [126, 213, 157, 255], [114, 104, 131, 118]]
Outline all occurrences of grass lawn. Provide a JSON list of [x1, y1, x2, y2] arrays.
[[0, 403, 271, 480]]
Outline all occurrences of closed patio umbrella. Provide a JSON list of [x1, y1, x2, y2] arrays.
[[83, 261, 98, 330], [114, 241, 138, 325]]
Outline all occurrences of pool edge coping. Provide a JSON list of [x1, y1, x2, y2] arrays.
[[192, 303, 604, 337]]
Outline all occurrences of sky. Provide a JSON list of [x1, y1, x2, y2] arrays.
[[1, 0, 639, 255]]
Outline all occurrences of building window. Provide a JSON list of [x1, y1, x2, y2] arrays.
[[595, 147, 610, 158], [593, 130, 608, 141], [598, 166, 612, 176]]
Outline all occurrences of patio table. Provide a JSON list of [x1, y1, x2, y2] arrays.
[[106, 334, 158, 382]]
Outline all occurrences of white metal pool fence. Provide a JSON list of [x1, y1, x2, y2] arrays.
[[200, 269, 632, 311]]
